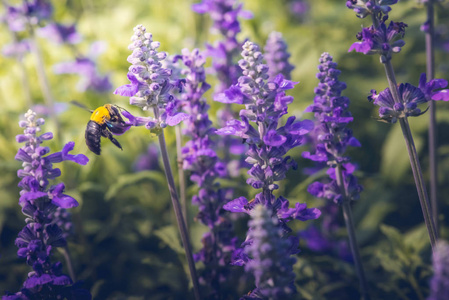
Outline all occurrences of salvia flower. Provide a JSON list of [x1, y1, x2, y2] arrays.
[[428, 240, 449, 300], [346, 0, 398, 18], [53, 42, 112, 93], [264, 32, 295, 80], [303, 52, 363, 203], [174, 48, 238, 297], [241, 205, 297, 299], [216, 41, 320, 274], [6, 110, 90, 299], [418, 73, 449, 102], [192, 0, 252, 93], [289, 0, 309, 19], [114, 25, 187, 130], [2, 0, 53, 33], [37, 23, 81, 45], [2, 40, 30, 59], [368, 73, 449, 124], [54, 57, 111, 93], [349, 18, 407, 62]]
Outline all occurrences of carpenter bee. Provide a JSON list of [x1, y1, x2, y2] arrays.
[[72, 101, 131, 155]]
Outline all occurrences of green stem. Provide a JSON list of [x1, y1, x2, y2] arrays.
[[336, 165, 370, 300], [59, 246, 76, 282], [425, 0, 439, 233], [176, 125, 188, 229], [368, 11, 439, 250], [155, 108, 201, 300], [408, 274, 425, 300], [382, 60, 438, 250], [29, 31, 61, 139]]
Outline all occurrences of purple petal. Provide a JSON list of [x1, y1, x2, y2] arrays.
[[214, 86, 249, 104], [19, 191, 47, 205], [166, 112, 189, 126], [263, 130, 286, 146], [114, 83, 138, 97], [223, 197, 249, 213], [432, 90, 449, 101]]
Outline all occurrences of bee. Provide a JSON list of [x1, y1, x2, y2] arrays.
[[72, 101, 131, 155]]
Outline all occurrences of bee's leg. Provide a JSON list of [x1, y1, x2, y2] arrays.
[[102, 129, 123, 150]]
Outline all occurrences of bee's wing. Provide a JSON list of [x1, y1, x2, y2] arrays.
[[70, 100, 94, 113]]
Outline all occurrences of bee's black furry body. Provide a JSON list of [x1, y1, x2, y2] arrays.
[[85, 120, 104, 155]]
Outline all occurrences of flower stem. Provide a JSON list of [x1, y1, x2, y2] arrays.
[[155, 113, 200, 300], [382, 60, 438, 250], [176, 125, 188, 229], [59, 246, 76, 282], [336, 165, 370, 300], [29, 31, 61, 139], [425, 0, 439, 233]]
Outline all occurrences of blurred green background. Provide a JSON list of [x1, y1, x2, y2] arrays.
[[1, 0, 449, 299]]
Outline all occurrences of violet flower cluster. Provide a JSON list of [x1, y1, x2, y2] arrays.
[[2, 0, 112, 94], [347, 2, 449, 122], [346, 0, 398, 19], [303, 53, 363, 205], [300, 203, 352, 262], [367, 73, 449, 123], [348, 17, 407, 63], [263, 32, 295, 80], [2, 0, 52, 32], [5, 110, 90, 300], [242, 205, 297, 299], [216, 41, 321, 295], [428, 240, 449, 300], [192, 0, 252, 94], [193, 0, 253, 175], [114, 25, 188, 130], [53, 42, 112, 93], [174, 48, 238, 296]]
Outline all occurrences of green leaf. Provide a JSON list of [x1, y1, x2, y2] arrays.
[[380, 124, 423, 184], [380, 224, 405, 250], [105, 171, 166, 200], [154, 225, 184, 255]]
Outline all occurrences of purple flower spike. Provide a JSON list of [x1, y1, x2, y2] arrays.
[[176, 48, 238, 296], [114, 25, 184, 130], [428, 240, 449, 300], [192, 0, 251, 94], [264, 32, 295, 80], [53, 52, 112, 93], [242, 205, 297, 299], [346, 0, 398, 19], [8, 110, 91, 299], [37, 23, 81, 45], [303, 53, 362, 195], [3, 0, 53, 32], [217, 41, 319, 297], [303, 53, 362, 165]]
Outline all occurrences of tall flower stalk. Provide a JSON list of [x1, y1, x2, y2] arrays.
[[2, 0, 60, 136], [114, 25, 200, 300], [303, 52, 368, 299], [5, 109, 90, 299], [192, 0, 252, 171], [216, 41, 321, 297], [173, 48, 238, 299], [346, 0, 449, 251], [422, 0, 438, 232]]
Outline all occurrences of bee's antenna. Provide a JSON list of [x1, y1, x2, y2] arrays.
[[71, 100, 94, 113]]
